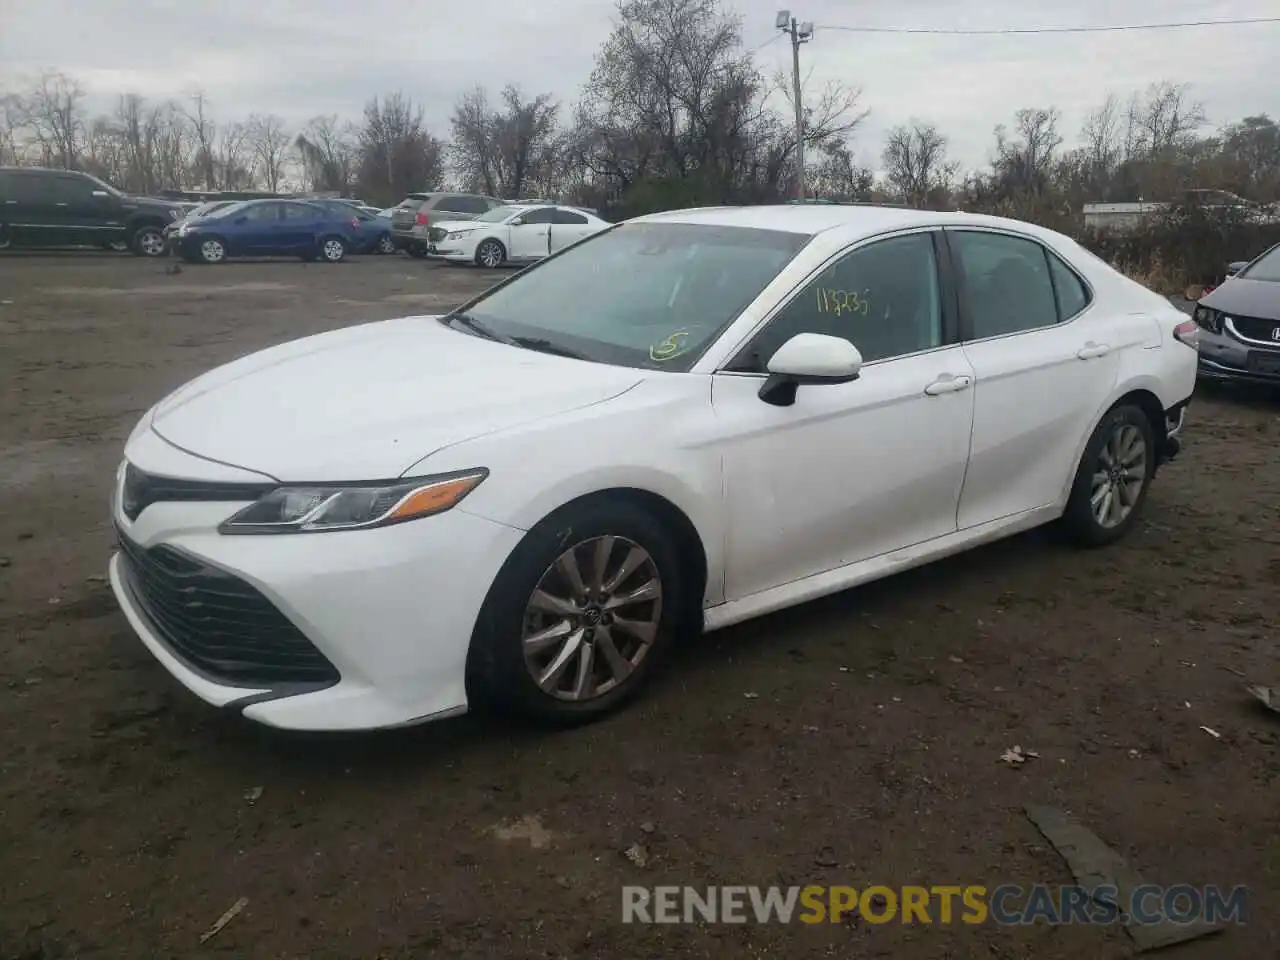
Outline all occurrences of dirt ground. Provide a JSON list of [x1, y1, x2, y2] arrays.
[[1, 251, 1278, 960]]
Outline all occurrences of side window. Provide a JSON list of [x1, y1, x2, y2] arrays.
[[10, 172, 54, 202], [243, 203, 280, 221], [455, 195, 493, 215], [52, 176, 94, 203], [731, 232, 943, 370], [519, 207, 556, 225], [1047, 251, 1091, 319], [553, 209, 588, 225], [283, 203, 319, 220], [950, 231, 1058, 338]]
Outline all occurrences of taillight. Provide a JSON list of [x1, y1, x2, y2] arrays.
[[415, 212, 429, 226], [350, 217, 360, 230], [1173, 318, 1201, 347]]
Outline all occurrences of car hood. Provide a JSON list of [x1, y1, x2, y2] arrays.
[[1201, 277, 1280, 320], [433, 220, 484, 233], [146, 315, 645, 481]]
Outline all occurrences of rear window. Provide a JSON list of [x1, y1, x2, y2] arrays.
[[437, 195, 491, 215]]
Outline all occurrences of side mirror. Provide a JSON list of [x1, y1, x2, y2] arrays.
[[510, 216, 525, 226], [1225, 261, 1249, 277], [758, 333, 862, 407]]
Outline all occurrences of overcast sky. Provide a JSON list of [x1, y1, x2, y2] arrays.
[[1, 0, 1276, 171]]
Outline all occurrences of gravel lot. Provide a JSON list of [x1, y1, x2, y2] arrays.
[[1, 251, 1278, 959]]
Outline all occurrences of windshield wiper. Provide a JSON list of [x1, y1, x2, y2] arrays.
[[445, 312, 511, 343], [510, 337, 592, 361]]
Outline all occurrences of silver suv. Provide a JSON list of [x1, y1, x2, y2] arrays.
[[390, 192, 503, 257]]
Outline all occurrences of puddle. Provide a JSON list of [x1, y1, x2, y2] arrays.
[[39, 283, 297, 296]]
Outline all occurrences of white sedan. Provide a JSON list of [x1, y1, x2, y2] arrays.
[[108, 205, 1198, 732], [428, 203, 610, 267]]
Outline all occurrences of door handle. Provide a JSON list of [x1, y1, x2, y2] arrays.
[[1077, 342, 1111, 360], [924, 374, 973, 396], [55, 202, 68, 207]]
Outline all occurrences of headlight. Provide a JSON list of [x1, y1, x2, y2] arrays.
[[168, 209, 180, 220], [218, 469, 487, 535], [177, 224, 189, 237], [446, 231, 472, 241], [1193, 305, 1222, 333]]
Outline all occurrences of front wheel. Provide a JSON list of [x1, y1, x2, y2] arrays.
[[475, 238, 506, 268], [132, 225, 167, 257], [466, 499, 688, 725], [1059, 404, 1156, 547], [197, 237, 227, 264]]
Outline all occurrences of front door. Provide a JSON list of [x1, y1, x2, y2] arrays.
[[945, 228, 1121, 529], [233, 202, 284, 255], [712, 230, 976, 601], [509, 206, 554, 260]]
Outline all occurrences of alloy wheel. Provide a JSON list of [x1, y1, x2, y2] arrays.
[[479, 241, 503, 268], [322, 238, 345, 262], [137, 229, 166, 257], [377, 235, 395, 254], [1091, 423, 1147, 528], [521, 535, 663, 702], [200, 239, 225, 263]]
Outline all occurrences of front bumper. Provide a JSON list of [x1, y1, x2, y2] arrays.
[[1197, 354, 1280, 386], [107, 435, 524, 731]]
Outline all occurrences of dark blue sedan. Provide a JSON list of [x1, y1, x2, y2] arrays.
[[305, 199, 396, 254], [172, 199, 361, 264]]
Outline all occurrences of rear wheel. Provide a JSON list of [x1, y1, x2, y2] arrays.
[[376, 234, 396, 255], [319, 235, 346, 263], [466, 498, 687, 724], [1059, 404, 1156, 546]]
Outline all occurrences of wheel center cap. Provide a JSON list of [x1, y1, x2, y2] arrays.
[[582, 606, 602, 626]]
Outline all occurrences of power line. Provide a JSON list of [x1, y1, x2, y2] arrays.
[[814, 16, 1280, 36], [746, 33, 784, 53]]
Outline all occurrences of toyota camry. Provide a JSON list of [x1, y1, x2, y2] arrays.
[[108, 204, 1198, 732]]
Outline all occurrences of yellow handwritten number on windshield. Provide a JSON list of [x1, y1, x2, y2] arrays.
[[817, 288, 870, 317], [650, 330, 691, 362]]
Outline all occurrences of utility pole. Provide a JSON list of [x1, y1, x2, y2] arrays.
[[776, 11, 814, 201]]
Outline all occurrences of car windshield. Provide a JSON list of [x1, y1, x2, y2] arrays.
[[476, 205, 523, 223], [442, 221, 811, 372], [187, 202, 224, 219], [1240, 245, 1280, 282]]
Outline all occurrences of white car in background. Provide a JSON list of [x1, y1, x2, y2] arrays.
[[108, 204, 1197, 733], [428, 203, 610, 267]]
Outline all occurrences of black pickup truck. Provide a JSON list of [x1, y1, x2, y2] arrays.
[[0, 167, 185, 256]]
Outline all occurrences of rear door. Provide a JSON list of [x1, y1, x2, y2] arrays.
[[7, 170, 61, 245], [946, 228, 1119, 529], [550, 208, 592, 253]]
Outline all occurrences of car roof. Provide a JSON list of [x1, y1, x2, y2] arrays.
[[631, 204, 1060, 240]]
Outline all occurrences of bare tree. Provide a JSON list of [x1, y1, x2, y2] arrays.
[[215, 121, 253, 189], [182, 89, 218, 189], [355, 93, 444, 203], [882, 121, 956, 206], [450, 85, 561, 198], [295, 114, 356, 193], [0, 92, 26, 164], [993, 107, 1062, 193], [1080, 94, 1122, 178], [23, 71, 86, 168], [246, 114, 290, 191]]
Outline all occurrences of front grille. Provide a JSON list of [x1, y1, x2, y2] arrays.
[[116, 529, 340, 688], [1227, 314, 1280, 344], [121, 463, 271, 522]]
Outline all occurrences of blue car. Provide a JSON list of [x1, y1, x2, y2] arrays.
[[305, 198, 396, 254], [172, 198, 360, 264]]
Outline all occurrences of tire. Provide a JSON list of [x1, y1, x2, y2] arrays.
[[1059, 404, 1156, 547], [376, 234, 396, 255], [0, 224, 10, 250], [197, 237, 227, 264], [466, 497, 688, 725], [475, 238, 506, 268], [131, 225, 167, 258], [319, 235, 346, 263], [407, 243, 428, 259]]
